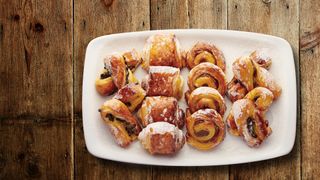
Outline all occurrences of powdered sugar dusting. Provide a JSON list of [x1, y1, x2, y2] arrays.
[[149, 66, 180, 74]]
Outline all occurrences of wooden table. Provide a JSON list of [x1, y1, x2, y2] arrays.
[[0, 0, 318, 179]]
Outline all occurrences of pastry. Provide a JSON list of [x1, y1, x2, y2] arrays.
[[114, 83, 146, 112], [244, 87, 273, 112], [226, 77, 248, 103], [138, 122, 185, 155], [123, 49, 142, 72], [95, 68, 116, 96], [186, 87, 226, 116], [142, 66, 183, 99], [142, 34, 184, 70], [226, 99, 272, 147], [186, 109, 225, 150], [186, 42, 226, 71], [99, 99, 142, 147], [249, 50, 272, 70], [188, 62, 227, 95], [137, 96, 184, 129]]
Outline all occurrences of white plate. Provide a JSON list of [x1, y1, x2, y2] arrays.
[[82, 29, 297, 166]]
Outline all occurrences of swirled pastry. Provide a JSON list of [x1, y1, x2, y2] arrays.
[[142, 34, 184, 70], [142, 66, 183, 99], [245, 87, 273, 112], [137, 96, 184, 129], [186, 87, 226, 116], [138, 122, 185, 155], [95, 68, 116, 96], [188, 62, 227, 95], [123, 49, 142, 72], [114, 83, 146, 112], [99, 99, 142, 147], [186, 42, 226, 71], [226, 99, 272, 147], [186, 109, 225, 150]]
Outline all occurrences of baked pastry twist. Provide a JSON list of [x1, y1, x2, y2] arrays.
[[123, 49, 142, 72], [114, 83, 146, 112], [99, 99, 142, 147], [186, 42, 226, 71], [186, 109, 225, 150], [244, 87, 273, 112], [186, 87, 226, 116], [142, 66, 183, 99], [137, 96, 185, 129], [138, 122, 185, 155], [226, 99, 272, 147], [142, 34, 184, 70], [250, 50, 272, 70], [95, 68, 116, 96], [188, 62, 227, 95]]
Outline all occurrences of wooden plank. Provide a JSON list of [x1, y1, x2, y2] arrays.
[[73, 1, 152, 179], [0, 0, 73, 118], [300, 0, 320, 179], [150, 1, 228, 179], [0, 0, 73, 179], [228, 0, 300, 179], [0, 119, 72, 179]]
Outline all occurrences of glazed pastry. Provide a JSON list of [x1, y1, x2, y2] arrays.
[[138, 122, 185, 155], [142, 66, 183, 99], [188, 62, 227, 95], [249, 50, 272, 70], [105, 53, 138, 89], [226, 77, 248, 103], [142, 34, 184, 70], [186, 109, 225, 150], [245, 87, 273, 112], [232, 56, 255, 91], [95, 68, 116, 96], [226, 99, 272, 147], [137, 96, 184, 129], [186, 42, 226, 71], [123, 49, 142, 72], [114, 83, 146, 112], [186, 87, 226, 116], [99, 99, 141, 147]]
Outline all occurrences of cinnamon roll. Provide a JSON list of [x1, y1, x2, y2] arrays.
[[99, 99, 142, 147], [186, 109, 225, 150], [142, 34, 184, 70], [226, 99, 272, 147], [188, 62, 227, 96], [114, 83, 146, 112], [137, 96, 184, 129], [186, 42, 226, 71], [186, 87, 226, 116], [95, 68, 116, 96], [142, 66, 183, 99], [138, 122, 185, 155]]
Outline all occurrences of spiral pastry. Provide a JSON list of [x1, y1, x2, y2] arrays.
[[114, 83, 146, 112], [95, 68, 116, 96], [188, 62, 227, 95], [186, 42, 226, 71], [186, 109, 225, 150], [186, 87, 226, 116], [226, 99, 272, 147], [138, 122, 185, 155], [244, 87, 274, 112], [142, 33, 184, 70], [99, 99, 142, 147]]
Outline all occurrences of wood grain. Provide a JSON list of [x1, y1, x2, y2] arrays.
[[151, 1, 228, 179], [228, 0, 300, 179], [300, 0, 320, 179], [73, 0, 152, 179], [0, 0, 73, 179]]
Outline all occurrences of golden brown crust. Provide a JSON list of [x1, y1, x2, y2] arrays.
[[186, 87, 226, 116], [105, 54, 127, 89], [186, 109, 225, 150], [137, 96, 185, 129], [95, 69, 116, 96], [188, 62, 227, 96], [249, 50, 272, 70], [226, 99, 272, 147], [186, 42, 226, 71], [99, 99, 141, 147], [142, 34, 184, 70], [244, 87, 274, 112], [123, 49, 142, 72], [226, 77, 248, 103], [114, 83, 146, 112], [142, 66, 183, 99]]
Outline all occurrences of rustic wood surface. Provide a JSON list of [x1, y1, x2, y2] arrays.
[[0, 0, 319, 179]]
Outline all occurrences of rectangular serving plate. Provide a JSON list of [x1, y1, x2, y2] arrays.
[[82, 29, 297, 166]]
